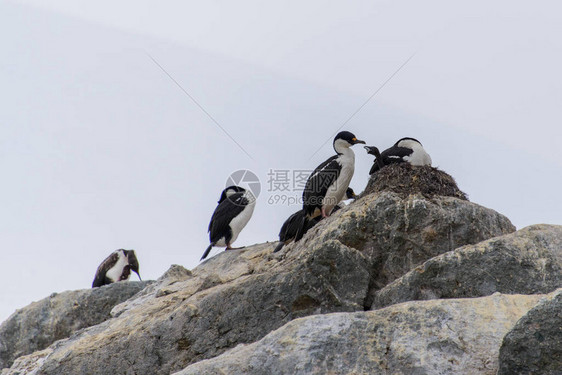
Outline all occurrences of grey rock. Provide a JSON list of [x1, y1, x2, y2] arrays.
[[2, 186, 516, 375], [175, 293, 544, 375], [374, 224, 562, 308], [498, 288, 562, 375], [3, 241, 371, 375], [299, 191, 515, 306], [110, 265, 193, 318], [0, 281, 151, 369]]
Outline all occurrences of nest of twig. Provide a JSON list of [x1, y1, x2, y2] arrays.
[[363, 163, 468, 200]]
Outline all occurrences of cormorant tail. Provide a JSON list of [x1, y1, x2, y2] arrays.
[[273, 242, 285, 253], [200, 243, 215, 261], [295, 215, 310, 242]]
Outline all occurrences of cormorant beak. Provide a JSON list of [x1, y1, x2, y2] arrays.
[[351, 138, 366, 145]]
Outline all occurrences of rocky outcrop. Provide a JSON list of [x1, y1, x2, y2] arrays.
[[498, 288, 562, 374], [301, 191, 515, 306], [8, 164, 555, 375], [176, 293, 544, 375], [373, 224, 562, 308], [2, 241, 370, 375], [0, 281, 150, 370], [1, 189, 515, 375]]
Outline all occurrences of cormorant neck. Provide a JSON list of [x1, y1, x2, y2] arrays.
[[333, 139, 352, 155], [335, 145, 354, 157]]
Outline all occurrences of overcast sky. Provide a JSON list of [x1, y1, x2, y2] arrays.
[[1, 0, 561, 323]]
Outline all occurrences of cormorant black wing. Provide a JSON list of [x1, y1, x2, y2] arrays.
[[92, 251, 119, 288], [303, 155, 341, 217], [208, 192, 249, 244], [275, 210, 321, 252], [278, 210, 307, 242]]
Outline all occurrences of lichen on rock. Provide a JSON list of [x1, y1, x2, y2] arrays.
[[373, 224, 562, 308], [0, 281, 151, 370], [175, 293, 546, 375], [498, 288, 562, 374]]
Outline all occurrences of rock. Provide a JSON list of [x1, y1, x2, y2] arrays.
[[175, 293, 544, 375], [299, 191, 515, 306], [3, 241, 371, 375], [110, 265, 193, 318], [2, 184, 516, 375], [0, 281, 151, 370], [374, 225, 562, 308], [498, 288, 562, 374]]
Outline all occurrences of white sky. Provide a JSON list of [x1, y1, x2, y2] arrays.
[[1, 0, 561, 323]]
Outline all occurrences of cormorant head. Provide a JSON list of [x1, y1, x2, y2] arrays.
[[395, 137, 422, 148], [124, 249, 141, 281], [364, 146, 381, 157], [218, 185, 246, 203], [345, 187, 357, 200], [333, 131, 365, 154]]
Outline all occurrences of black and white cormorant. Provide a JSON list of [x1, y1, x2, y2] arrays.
[[303, 131, 365, 220], [201, 185, 256, 261], [92, 249, 141, 288], [365, 137, 432, 174], [273, 187, 357, 253]]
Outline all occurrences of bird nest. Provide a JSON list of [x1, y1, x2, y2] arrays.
[[363, 163, 468, 200]]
